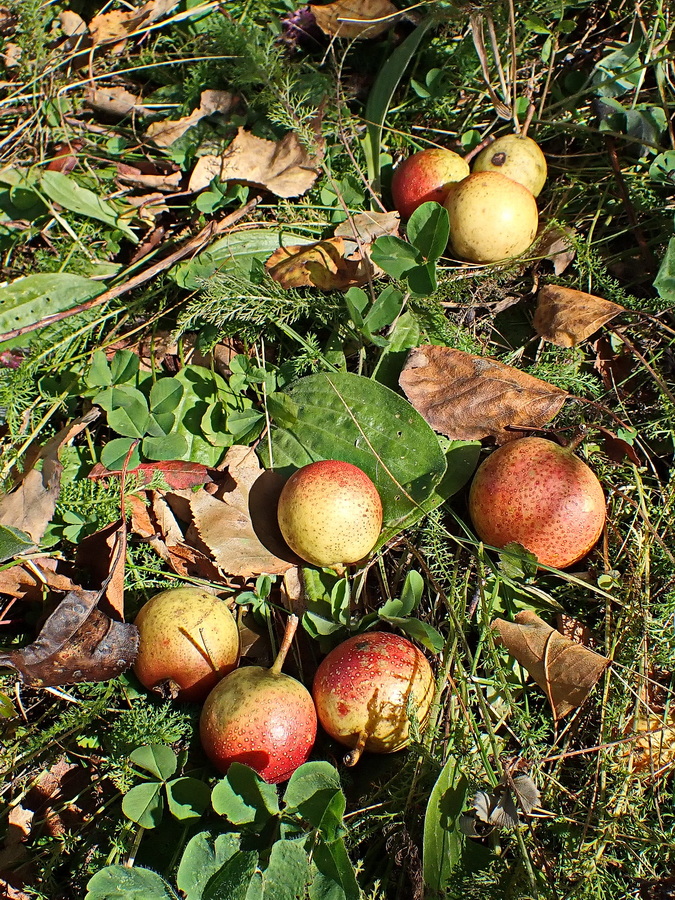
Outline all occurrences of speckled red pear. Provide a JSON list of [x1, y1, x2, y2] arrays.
[[391, 147, 470, 220], [312, 632, 435, 765], [199, 615, 317, 784], [277, 460, 382, 568], [468, 436, 606, 569]]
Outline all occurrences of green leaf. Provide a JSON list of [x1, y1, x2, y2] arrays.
[[370, 235, 421, 279], [100, 437, 142, 471], [655, 236, 675, 301], [372, 310, 421, 389], [171, 366, 232, 466], [122, 782, 164, 828], [86, 351, 113, 389], [85, 865, 176, 900], [95, 385, 150, 438], [344, 287, 368, 327], [363, 286, 404, 333], [227, 408, 265, 439], [171, 229, 315, 289], [381, 615, 444, 653], [109, 350, 140, 385], [149, 377, 184, 422], [405, 260, 437, 295], [419, 440, 482, 515], [422, 755, 492, 892], [0, 691, 16, 718], [309, 839, 360, 900], [166, 777, 211, 821], [130, 744, 178, 781], [0, 524, 36, 562], [283, 762, 343, 833], [400, 569, 424, 613], [0, 273, 103, 337], [142, 433, 189, 461], [212, 763, 280, 827], [498, 542, 539, 579], [261, 840, 310, 900], [40, 170, 138, 243], [177, 832, 241, 900], [203, 850, 259, 900], [264, 372, 447, 548], [362, 19, 434, 185], [649, 150, 675, 183], [406, 202, 449, 261], [266, 392, 299, 428]]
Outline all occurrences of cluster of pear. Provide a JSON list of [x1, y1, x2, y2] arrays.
[[131, 462, 434, 785], [391, 134, 547, 263]]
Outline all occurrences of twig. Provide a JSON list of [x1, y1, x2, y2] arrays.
[[604, 137, 658, 272], [0, 196, 261, 343]]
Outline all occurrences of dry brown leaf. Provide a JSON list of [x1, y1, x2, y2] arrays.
[[334, 209, 400, 243], [532, 225, 576, 276], [188, 128, 319, 198], [146, 89, 236, 147], [58, 10, 87, 37], [0, 559, 76, 602], [627, 708, 675, 774], [124, 192, 169, 223], [3, 41, 21, 67], [534, 285, 624, 348], [492, 610, 609, 719], [399, 346, 567, 442], [592, 336, 634, 394], [0, 409, 100, 545], [310, 0, 399, 38], [89, 0, 178, 45], [116, 163, 182, 192], [189, 445, 296, 578], [85, 86, 151, 118], [76, 518, 126, 621], [265, 237, 374, 290]]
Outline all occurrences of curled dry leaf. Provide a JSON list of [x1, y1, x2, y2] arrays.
[[89, 0, 178, 46], [0, 559, 76, 602], [626, 707, 675, 774], [399, 346, 567, 442], [532, 225, 576, 276], [90, 459, 214, 490], [265, 237, 377, 291], [58, 10, 87, 37], [189, 445, 296, 578], [85, 86, 152, 118], [533, 285, 624, 348], [333, 209, 400, 243], [0, 589, 138, 687], [310, 0, 399, 39], [146, 89, 236, 147], [189, 128, 319, 198], [492, 610, 609, 720], [76, 518, 126, 621], [0, 409, 100, 545]]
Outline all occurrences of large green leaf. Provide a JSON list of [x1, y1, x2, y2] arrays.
[[0, 524, 36, 563], [655, 235, 675, 302], [85, 865, 176, 900], [166, 777, 211, 821], [264, 372, 447, 546], [121, 782, 164, 828], [203, 850, 259, 900], [170, 229, 315, 289], [211, 762, 280, 828], [171, 365, 231, 466], [261, 840, 310, 900], [40, 170, 138, 243], [177, 833, 240, 900], [0, 273, 103, 338], [130, 744, 177, 781]]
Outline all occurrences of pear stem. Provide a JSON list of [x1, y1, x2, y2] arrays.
[[564, 428, 588, 454], [344, 729, 368, 767], [270, 613, 298, 676]]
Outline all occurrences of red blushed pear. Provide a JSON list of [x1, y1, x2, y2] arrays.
[[468, 436, 606, 569], [199, 615, 317, 784], [133, 587, 240, 702], [312, 632, 435, 766], [391, 148, 469, 220]]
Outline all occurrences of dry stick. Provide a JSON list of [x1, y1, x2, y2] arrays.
[[0, 196, 261, 344], [604, 136, 658, 272]]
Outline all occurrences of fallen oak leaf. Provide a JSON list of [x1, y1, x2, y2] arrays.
[[145, 89, 236, 147], [310, 0, 399, 39], [533, 285, 624, 348], [399, 346, 567, 442], [0, 409, 100, 545], [491, 609, 609, 720], [188, 128, 320, 199], [88, 459, 215, 490], [189, 445, 296, 578], [265, 237, 376, 290], [88, 0, 178, 46], [0, 588, 138, 687]]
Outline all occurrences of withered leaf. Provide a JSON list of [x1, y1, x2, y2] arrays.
[[76, 519, 126, 621], [334, 209, 400, 243], [89, 459, 214, 491], [627, 708, 675, 774], [0, 589, 138, 687], [116, 162, 182, 192], [85, 86, 151, 118], [190, 445, 296, 578], [146, 89, 236, 147], [492, 610, 609, 719], [89, 0, 178, 46], [58, 10, 87, 38], [532, 225, 576, 276], [189, 128, 320, 198], [0, 559, 76, 602], [265, 237, 375, 291], [0, 409, 100, 545], [310, 0, 399, 39], [473, 773, 540, 829], [533, 285, 624, 347], [399, 346, 567, 442]]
